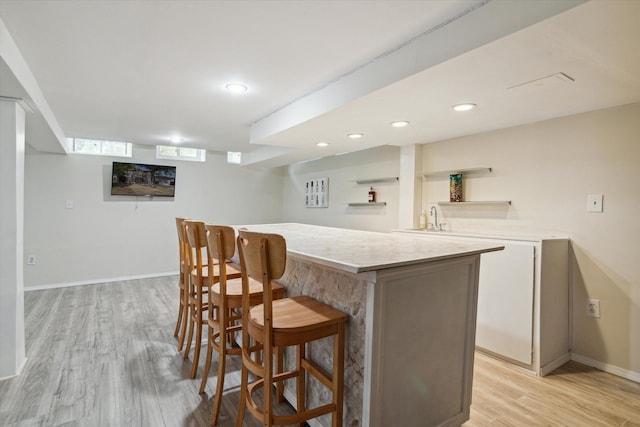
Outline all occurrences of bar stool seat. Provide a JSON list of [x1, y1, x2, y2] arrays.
[[210, 276, 284, 308], [236, 230, 347, 427], [248, 295, 344, 346], [190, 263, 240, 287]]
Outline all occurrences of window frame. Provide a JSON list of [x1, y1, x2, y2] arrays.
[[156, 145, 207, 162], [66, 138, 132, 157]]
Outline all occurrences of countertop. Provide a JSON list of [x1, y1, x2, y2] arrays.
[[238, 223, 503, 274], [395, 228, 570, 242]]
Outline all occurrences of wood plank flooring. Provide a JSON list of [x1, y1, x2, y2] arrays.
[[1, 276, 638, 426], [464, 353, 640, 426]]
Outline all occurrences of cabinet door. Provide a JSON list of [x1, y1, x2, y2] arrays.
[[476, 243, 535, 365]]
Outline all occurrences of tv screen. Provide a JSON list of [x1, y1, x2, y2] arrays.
[[111, 162, 176, 197]]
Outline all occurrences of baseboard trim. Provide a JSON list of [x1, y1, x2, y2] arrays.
[[24, 272, 179, 292], [540, 353, 571, 376], [571, 352, 640, 383], [0, 357, 28, 381]]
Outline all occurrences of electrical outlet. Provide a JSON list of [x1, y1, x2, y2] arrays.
[[587, 194, 603, 213], [27, 255, 37, 265], [586, 299, 600, 318]]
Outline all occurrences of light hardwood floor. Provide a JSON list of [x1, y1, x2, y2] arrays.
[[1, 276, 638, 426]]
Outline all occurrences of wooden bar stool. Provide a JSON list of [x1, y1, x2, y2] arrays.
[[198, 224, 285, 425], [176, 218, 218, 351], [183, 220, 240, 379], [235, 230, 347, 427]]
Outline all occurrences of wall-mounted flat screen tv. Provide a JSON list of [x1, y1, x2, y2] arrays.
[[111, 162, 176, 197]]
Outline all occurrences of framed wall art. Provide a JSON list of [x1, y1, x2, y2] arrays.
[[305, 177, 329, 208]]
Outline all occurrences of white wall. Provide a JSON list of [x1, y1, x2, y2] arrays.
[[23, 144, 283, 288], [421, 103, 640, 376], [0, 100, 26, 378], [282, 145, 400, 232]]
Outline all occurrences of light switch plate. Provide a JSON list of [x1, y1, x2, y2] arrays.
[[587, 194, 603, 213]]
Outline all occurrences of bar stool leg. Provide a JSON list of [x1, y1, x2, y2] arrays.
[[211, 334, 226, 425], [210, 306, 229, 425], [198, 327, 214, 394], [177, 282, 189, 351], [190, 315, 203, 378], [184, 310, 194, 360], [297, 343, 306, 427], [333, 322, 345, 427], [276, 346, 284, 403], [173, 289, 183, 337], [235, 362, 248, 427]]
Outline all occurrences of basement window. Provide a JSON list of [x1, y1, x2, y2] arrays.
[[156, 145, 206, 162], [227, 151, 241, 164], [66, 138, 132, 157]]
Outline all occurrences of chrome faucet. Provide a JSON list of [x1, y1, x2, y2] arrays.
[[429, 206, 438, 229], [428, 206, 446, 231]]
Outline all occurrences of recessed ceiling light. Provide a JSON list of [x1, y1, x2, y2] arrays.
[[225, 83, 248, 94], [348, 133, 364, 139], [452, 103, 476, 112], [391, 121, 410, 128], [169, 137, 184, 143], [316, 142, 329, 147]]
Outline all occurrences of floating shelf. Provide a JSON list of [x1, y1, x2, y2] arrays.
[[423, 167, 492, 179], [437, 201, 511, 206], [347, 202, 387, 207], [353, 177, 399, 185]]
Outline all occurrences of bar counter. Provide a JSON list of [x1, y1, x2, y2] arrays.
[[238, 223, 503, 427]]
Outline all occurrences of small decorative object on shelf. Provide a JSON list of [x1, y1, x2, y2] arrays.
[[450, 173, 463, 202], [368, 187, 376, 203]]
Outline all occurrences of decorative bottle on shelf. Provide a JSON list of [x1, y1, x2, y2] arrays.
[[368, 187, 376, 203], [449, 173, 463, 202]]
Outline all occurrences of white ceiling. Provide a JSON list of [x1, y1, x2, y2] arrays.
[[1, 0, 639, 167]]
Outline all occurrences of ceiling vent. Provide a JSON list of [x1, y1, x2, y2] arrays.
[[507, 72, 575, 90]]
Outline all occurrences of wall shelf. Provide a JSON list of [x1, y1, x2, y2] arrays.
[[424, 167, 508, 207], [423, 167, 492, 179], [347, 202, 387, 207], [353, 177, 398, 185], [437, 201, 511, 206]]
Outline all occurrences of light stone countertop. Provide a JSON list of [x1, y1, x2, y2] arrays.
[[396, 228, 570, 242], [238, 223, 503, 274]]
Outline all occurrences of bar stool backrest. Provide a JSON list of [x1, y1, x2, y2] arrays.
[[204, 224, 236, 263], [237, 230, 286, 283], [185, 220, 207, 253], [175, 217, 189, 270]]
